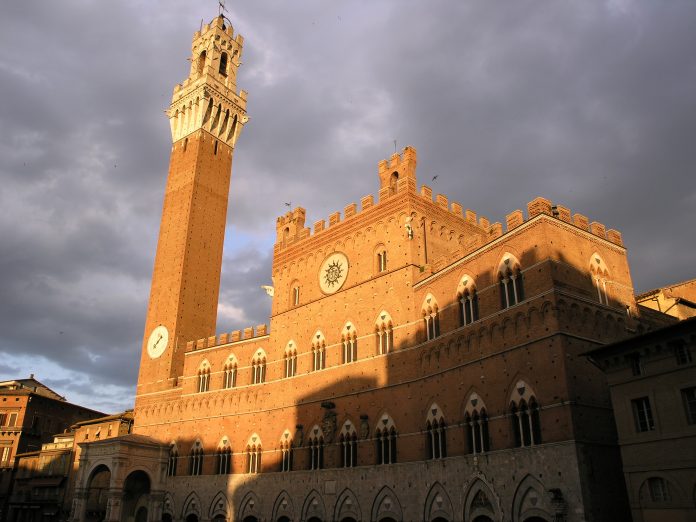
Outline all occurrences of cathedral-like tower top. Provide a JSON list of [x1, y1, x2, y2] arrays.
[[167, 15, 248, 147]]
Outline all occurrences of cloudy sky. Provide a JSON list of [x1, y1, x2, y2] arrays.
[[1, 0, 695, 413]]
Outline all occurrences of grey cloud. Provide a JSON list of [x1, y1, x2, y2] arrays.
[[1, 0, 695, 410]]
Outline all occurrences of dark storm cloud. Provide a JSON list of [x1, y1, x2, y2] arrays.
[[1, 0, 695, 410]]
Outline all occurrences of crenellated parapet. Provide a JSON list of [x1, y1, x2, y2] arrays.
[[186, 324, 269, 353], [504, 196, 623, 246], [167, 15, 248, 147]]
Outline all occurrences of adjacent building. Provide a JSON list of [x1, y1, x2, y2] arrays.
[[0, 378, 104, 522], [585, 317, 696, 522], [7, 412, 133, 522], [636, 279, 696, 321]]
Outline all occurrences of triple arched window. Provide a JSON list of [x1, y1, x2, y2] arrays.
[[197, 361, 211, 393], [215, 438, 232, 475], [251, 350, 267, 384], [308, 426, 324, 470], [457, 276, 479, 326], [280, 430, 293, 472], [375, 414, 397, 465], [339, 421, 358, 468], [312, 331, 326, 371], [284, 341, 297, 378], [499, 254, 524, 309], [223, 355, 237, 389], [425, 405, 447, 459], [375, 311, 394, 355], [341, 323, 358, 364], [590, 253, 610, 305], [422, 295, 440, 341], [246, 434, 262, 474], [189, 440, 203, 476], [166, 444, 178, 476], [510, 381, 541, 447], [464, 393, 490, 454]]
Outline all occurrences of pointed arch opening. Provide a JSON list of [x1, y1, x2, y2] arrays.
[[457, 275, 479, 326], [425, 403, 447, 459], [342, 322, 358, 364], [422, 294, 441, 341], [339, 420, 358, 468], [498, 254, 524, 309], [311, 331, 326, 371], [375, 311, 394, 355]]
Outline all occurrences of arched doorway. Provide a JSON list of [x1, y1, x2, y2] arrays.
[[121, 471, 151, 522], [340, 518, 357, 522], [242, 517, 258, 522], [162, 514, 173, 522], [472, 517, 493, 522], [378, 519, 397, 522], [524, 518, 548, 522], [307, 518, 323, 522], [277, 517, 291, 522], [432, 518, 449, 522], [186, 515, 199, 522], [86, 465, 111, 522]]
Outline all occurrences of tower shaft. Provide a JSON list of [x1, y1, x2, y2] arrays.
[[136, 16, 247, 397]]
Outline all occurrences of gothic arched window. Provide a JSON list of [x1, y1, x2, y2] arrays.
[[223, 355, 237, 389], [425, 404, 447, 459], [246, 434, 262, 474], [339, 421, 358, 468], [215, 438, 232, 475], [375, 414, 397, 465], [311, 331, 326, 371], [197, 361, 211, 393], [284, 341, 297, 378], [422, 294, 440, 341], [456, 275, 479, 326], [498, 254, 524, 309], [590, 253, 610, 305], [308, 426, 324, 470], [280, 430, 293, 472], [464, 393, 490, 454], [167, 443, 178, 476], [251, 350, 267, 384], [341, 323, 357, 364], [189, 441, 203, 476], [509, 380, 541, 447], [375, 311, 394, 355]]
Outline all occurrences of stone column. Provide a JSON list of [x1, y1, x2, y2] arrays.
[[105, 489, 124, 522], [147, 492, 165, 522], [70, 488, 88, 522]]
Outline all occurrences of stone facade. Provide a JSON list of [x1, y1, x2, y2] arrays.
[[69, 13, 681, 522], [0, 378, 103, 522], [586, 317, 696, 522]]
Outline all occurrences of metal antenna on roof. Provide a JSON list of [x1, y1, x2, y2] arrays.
[[218, 0, 228, 16]]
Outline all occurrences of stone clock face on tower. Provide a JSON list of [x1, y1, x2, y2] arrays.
[[146, 325, 169, 359], [319, 252, 349, 294]]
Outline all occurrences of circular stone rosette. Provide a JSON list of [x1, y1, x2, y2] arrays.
[[318, 252, 349, 294]]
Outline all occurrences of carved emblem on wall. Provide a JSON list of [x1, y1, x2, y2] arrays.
[[318, 252, 349, 294], [360, 414, 370, 439], [321, 411, 337, 443]]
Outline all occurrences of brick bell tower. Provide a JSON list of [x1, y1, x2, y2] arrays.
[[136, 15, 248, 399]]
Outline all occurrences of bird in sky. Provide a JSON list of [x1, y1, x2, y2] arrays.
[[432, 175, 439, 182], [284, 202, 291, 207]]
